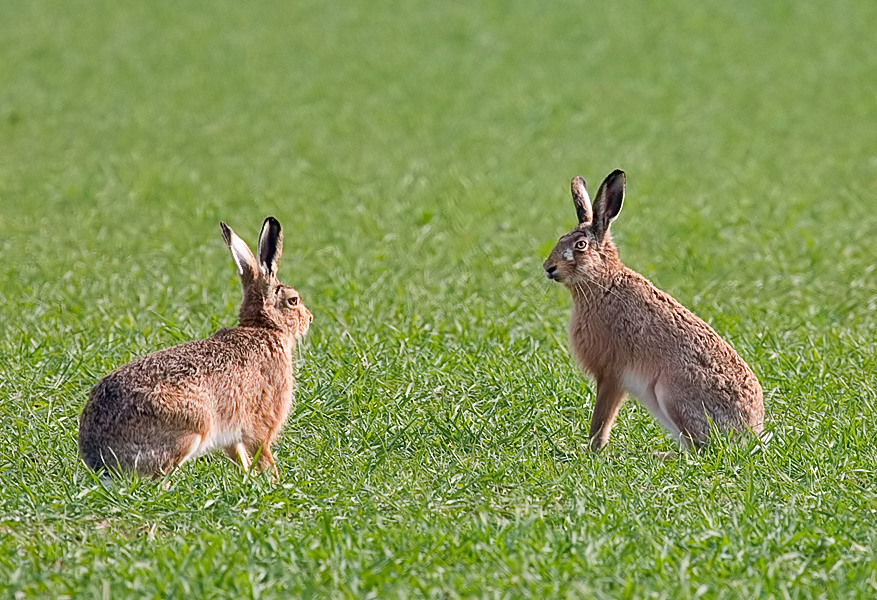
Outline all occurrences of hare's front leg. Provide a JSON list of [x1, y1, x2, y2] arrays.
[[588, 379, 626, 452], [226, 443, 252, 470], [255, 445, 280, 481]]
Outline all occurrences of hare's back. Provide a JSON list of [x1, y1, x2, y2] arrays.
[[619, 272, 763, 420], [79, 330, 262, 436], [614, 271, 757, 383], [124, 331, 260, 383]]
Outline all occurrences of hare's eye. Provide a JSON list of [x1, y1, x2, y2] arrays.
[[286, 296, 299, 307], [574, 239, 588, 250]]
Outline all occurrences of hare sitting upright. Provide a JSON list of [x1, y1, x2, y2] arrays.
[[78, 217, 312, 480], [543, 170, 763, 452]]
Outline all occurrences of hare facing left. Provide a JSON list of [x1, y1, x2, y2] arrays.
[[78, 217, 312, 480], [543, 171, 763, 452]]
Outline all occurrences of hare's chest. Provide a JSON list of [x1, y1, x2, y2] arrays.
[[259, 365, 295, 421], [568, 311, 610, 375]]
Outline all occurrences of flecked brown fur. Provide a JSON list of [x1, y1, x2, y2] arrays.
[[544, 170, 763, 451], [78, 217, 312, 479]]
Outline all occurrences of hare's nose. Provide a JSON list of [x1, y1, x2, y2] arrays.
[[545, 265, 559, 280]]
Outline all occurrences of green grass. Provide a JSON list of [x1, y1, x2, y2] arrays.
[[1, 0, 876, 597]]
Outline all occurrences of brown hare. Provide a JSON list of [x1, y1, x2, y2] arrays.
[[544, 170, 763, 452], [78, 217, 312, 480]]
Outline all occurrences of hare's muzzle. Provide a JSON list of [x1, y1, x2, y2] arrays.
[[297, 308, 313, 338], [545, 264, 560, 281]]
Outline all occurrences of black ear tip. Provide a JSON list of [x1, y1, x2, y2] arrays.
[[220, 221, 231, 242], [264, 216, 280, 228], [609, 169, 626, 182]]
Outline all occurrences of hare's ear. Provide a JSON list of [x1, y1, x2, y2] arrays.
[[257, 217, 283, 279], [591, 169, 625, 243], [570, 176, 592, 226], [221, 221, 258, 287]]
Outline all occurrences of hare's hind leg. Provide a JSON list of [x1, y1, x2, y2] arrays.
[[124, 432, 205, 485], [654, 389, 710, 449], [652, 377, 708, 449], [152, 432, 205, 477], [175, 433, 206, 467]]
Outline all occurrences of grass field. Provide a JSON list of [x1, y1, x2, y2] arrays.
[[1, 0, 876, 597]]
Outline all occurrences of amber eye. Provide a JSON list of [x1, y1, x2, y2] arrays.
[[574, 239, 588, 250], [286, 296, 299, 307]]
